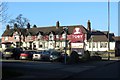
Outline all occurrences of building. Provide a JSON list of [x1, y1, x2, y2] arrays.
[[1, 20, 119, 56]]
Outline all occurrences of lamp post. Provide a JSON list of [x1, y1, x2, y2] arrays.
[[108, 0, 110, 60], [64, 27, 68, 64]]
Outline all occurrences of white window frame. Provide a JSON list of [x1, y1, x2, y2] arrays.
[[49, 33, 54, 40], [4, 36, 8, 41], [37, 32, 42, 40], [100, 42, 107, 48], [14, 32, 19, 40]]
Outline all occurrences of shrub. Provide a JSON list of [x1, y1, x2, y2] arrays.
[[69, 51, 79, 63], [81, 50, 90, 61]]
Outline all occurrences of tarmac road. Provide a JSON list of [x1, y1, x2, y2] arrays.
[[64, 61, 120, 80], [1, 59, 120, 80]]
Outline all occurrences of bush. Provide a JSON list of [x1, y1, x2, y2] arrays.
[[81, 50, 90, 61], [69, 51, 79, 63]]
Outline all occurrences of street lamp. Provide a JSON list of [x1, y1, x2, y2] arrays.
[[108, 0, 110, 60], [63, 27, 68, 64]]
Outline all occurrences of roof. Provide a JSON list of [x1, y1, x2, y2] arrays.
[[2, 25, 87, 37], [113, 36, 120, 41], [88, 35, 108, 42], [27, 25, 88, 36], [2, 29, 14, 36], [87, 30, 115, 42]]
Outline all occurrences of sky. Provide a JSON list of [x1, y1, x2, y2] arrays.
[[0, 2, 118, 37]]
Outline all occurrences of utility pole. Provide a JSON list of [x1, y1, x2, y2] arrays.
[[108, 0, 110, 60]]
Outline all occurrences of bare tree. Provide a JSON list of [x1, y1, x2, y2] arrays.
[[8, 14, 29, 28], [8, 14, 29, 47], [0, 1, 8, 23]]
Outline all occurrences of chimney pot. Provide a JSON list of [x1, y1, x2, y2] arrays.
[[56, 21, 60, 29], [87, 20, 91, 32]]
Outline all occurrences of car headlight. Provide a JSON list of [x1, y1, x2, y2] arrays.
[[50, 55, 53, 58]]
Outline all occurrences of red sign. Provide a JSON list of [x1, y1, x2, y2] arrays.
[[71, 34, 84, 42], [71, 27, 84, 42], [73, 27, 82, 34]]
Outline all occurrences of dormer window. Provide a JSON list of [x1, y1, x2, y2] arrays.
[[56, 35, 59, 39], [14, 32, 19, 40], [4, 36, 8, 41], [49, 32, 54, 40], [37, 32, 42, 40]]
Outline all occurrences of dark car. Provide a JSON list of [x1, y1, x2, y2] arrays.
[[40, 50, 50, 61], [2, 48, 13, 59], [2, 48, 23, 60], [50, 51, 62, 62], [20, 50, 36, 60]]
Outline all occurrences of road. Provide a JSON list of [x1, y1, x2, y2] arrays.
[[1, 60, 120, 80], [64, 60, 120, 80]]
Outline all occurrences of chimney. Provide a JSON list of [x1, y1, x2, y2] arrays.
[[6, 24, 10, 30], [87, 20, 91, 32], [14, 23, 18, 30], [56, 21, 60, 29], [27, 23, 30, 29], [33, 25, 37, 28]]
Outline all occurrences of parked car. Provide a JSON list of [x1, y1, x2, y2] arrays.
[[2, 48, 23, 60], [2, 48, 13, 59], [20, 50, 37, 60], [40, 50, 50, 61], [32, 51, 42, 61], [50, 51, 62, 62]]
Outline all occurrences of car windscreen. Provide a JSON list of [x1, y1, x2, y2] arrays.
[[4, 49, 13, 52]]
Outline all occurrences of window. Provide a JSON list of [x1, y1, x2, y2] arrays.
[[4, 37, 8, 41], [37, 33, 42, 39], [89, 42, 91, 48], [39, 45, 42, 48], [62, 33, 66, 39], [90, 42, 95, 48], [56, 35, 59, 39], [96, 42, 98, 48], [92, 42, 95, 48], [100, 42, 107, 48], [49, 33, 54, 40], [14, 32, 19, 40]]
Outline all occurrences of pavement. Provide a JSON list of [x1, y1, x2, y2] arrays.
[[2, 58, 120, 80]]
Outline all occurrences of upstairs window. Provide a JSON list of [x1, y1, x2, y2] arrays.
[[56, 35, 59, 39], [13, 32, 19, 40], [4, 36, 8, 41], [37, 33, 42, 40], [49, 33, 54, 40]]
